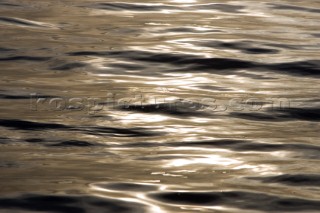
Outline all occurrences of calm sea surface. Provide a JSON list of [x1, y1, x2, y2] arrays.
[[0, 0, 320, 212]]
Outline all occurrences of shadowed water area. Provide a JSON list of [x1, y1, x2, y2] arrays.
[[0, 0, 320, 212]]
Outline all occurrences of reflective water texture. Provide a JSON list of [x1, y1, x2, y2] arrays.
[[0, 0, 320, 212]]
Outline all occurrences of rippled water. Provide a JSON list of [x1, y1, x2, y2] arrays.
[[1, 0, 320, 212]]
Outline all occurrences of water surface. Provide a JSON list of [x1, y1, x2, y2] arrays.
[[0, 0, 320, 212]]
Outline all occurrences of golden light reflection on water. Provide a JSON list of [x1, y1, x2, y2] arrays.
[[164, 154, 241, 167], [0, 0, 320, 212]]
